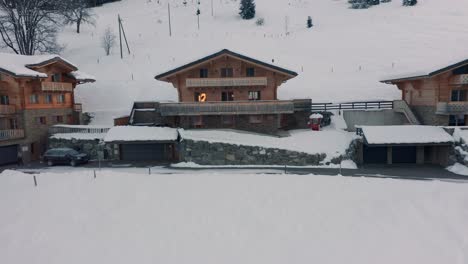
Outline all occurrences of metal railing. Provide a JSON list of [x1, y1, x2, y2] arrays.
[[311, 101, 394, 112], [436, 101, 468, 114], [0, 129, 24, 141], [450, 74, 468, 85], [160, 100, 295, 116], [186, 77, 268, 87], [49, 125, 110, 134]]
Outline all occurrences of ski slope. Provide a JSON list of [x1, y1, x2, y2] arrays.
[[55, 0, 468, 124]]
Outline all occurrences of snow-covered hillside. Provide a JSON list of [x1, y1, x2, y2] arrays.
[[56, 0, 468, 124], [1, 169, 468, 264]]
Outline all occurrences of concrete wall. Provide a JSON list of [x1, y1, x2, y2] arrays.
[[410, 105, 449, 126], [343, 110, 409, 131]]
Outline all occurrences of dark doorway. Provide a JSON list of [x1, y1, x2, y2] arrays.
[[363, 146, 387, 164]]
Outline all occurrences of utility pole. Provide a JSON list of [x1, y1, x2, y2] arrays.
[[197, 8, 201, 30], [168, 3, 172, 37], [120, 18, 131, 55], [118, 14, 123, 59], [211, 0, 214, 17]]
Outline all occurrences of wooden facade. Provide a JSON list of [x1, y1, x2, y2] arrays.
[[148, 49, 309, 134], [0, 55, 94, 164], [382, 61, 468, 126]]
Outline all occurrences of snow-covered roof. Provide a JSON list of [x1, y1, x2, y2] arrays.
[[104, 126, 178, 142], [0, 53, 77, 78], [361, 125, 454, 145], [310, 113, 323, 119], [69, 71, 96, 83], [380, 58, 468, 83]]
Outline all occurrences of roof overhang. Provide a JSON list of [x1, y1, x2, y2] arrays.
[[155, 49, 298, 82]]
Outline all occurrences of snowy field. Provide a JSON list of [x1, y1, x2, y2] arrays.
[[48, 0, 468, 124], [1, 169, 468, 264]]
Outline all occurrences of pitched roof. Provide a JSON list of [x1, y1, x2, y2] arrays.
[[155, 49, 298, 80], [0, 53, 78, 78], [380, 58, 468, 83]]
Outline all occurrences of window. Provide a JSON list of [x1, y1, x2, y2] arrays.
[[0, 95, 9, 105], [453, 65, 468, 75], [249, 115, 263, 124], [248, 91, 261, 100], [246, 67, 255, 77], [29, 94, 39, 104], [52, 73, 61, 82], [54, 116, 64, 123], [194, 92, 207, 102], [221, 91, 234, 101], [36, 116, 47, 125], [57, 94, 65, 104], [451, 90, 467, 102], [199, 68, 209, 78], [449, 115, 466, 126], [220, 68, 233, 78], [9, 119, 17, 129], [44, 94, 53, 104]]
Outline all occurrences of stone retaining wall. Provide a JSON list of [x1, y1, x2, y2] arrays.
[[48, 137, 114, 160], [179, 139, 352, 166]]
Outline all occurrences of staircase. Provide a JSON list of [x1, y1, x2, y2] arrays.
[[393, 100, 421, 125]]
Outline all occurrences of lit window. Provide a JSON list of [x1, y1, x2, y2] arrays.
[[194, 92, 207, 102], [248, 91, 261, 100]]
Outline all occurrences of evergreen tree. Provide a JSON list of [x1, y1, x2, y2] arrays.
[[307, 16, 313, 28], [239, 0, 255, 20], [403, 0, 417, 6]]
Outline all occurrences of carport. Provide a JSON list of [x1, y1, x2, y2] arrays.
[[357, 126, 454, 166], [104, 126, 179, 162], [0, 144, 18, 166]]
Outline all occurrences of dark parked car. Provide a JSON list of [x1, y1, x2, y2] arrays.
[[43, 148, 89, 167]]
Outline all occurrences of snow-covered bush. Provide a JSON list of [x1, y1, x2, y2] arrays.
[[255, 18, 264, 26]]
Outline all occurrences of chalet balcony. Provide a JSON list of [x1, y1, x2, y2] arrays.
[[186, 77, 268, 88], [436, 102, 468, 114], [450, 74, 468, 85], [0, 129, 25, 141], [41, 82, 73, 92], [159, 100, 295, 116], [0, 104, 16, 115], [74, 103, 83, 112]]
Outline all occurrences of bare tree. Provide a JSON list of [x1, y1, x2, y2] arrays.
[[0, 0, 64, 55], [101, 27, 116, 56], [63, 0, 96, 34]]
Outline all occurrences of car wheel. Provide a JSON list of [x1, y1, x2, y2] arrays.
[[47, 160, 54, 166], [70, 160, 77, 167]]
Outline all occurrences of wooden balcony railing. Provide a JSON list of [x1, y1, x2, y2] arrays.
[[0, 104, 16, 115], [159, 100, 295, 116], [186, 77, 268, 87], [436, 102, 468, 114], [450, 74, 468, 85], [0, 129, 25, 141], [41, 82, 73, 92]]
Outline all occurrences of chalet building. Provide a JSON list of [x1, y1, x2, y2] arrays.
[[0, 53, 94, 165], [381, 59, 468, 126], [120, 49, 311, 136]]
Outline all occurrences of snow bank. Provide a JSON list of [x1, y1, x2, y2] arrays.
[[0, 169, 467, 264], [104, 126, 178, 142], [446, 163, 468, 176], [179, 129, 356, 160], [361, 125, 454, 145], [172, 159, 358, 169]]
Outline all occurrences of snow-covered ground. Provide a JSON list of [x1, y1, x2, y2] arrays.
[[1, 169, 468, 264], [49, 0, 468, 125]]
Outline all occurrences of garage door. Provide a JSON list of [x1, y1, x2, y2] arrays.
[[363, 146, 387, 164], [0, 145, 18, 166], [392, 146, 417, 164], [120, 143, 167, 161]]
